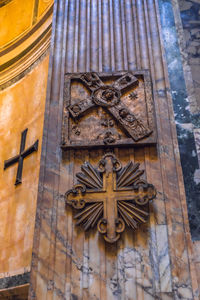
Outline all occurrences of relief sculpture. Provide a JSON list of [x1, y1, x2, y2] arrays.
[[61, 71, 156, 149], [65, 153, 156, 243]]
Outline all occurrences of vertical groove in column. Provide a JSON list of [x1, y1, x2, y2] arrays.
[[86, 0, 91, 71], [132, 0, 141, 69], [62, 0, 69, 77], [109, 0, 115, 71], [143, 0, 155, 80], [65, 0, 76, 72], [56, 0, 69, 297], [146, 0, 164, 81], [90, 0, 99, 71], [78, 0, 87, 72], [102, 0, 111, 71], [46, 1, 58, 95], [112, 0, 124, 70], [73, 0, 80, 72], [124, 0, 136, 70], [120, 0, 128, 70], [98, 0, 103, 72], [137, 0, 149, 69], [50, 0, 65, 102]]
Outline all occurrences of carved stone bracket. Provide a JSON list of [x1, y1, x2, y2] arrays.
[[65, 153, 156, 243], [62, 71, 157, 149]]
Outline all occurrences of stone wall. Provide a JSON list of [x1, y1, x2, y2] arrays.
[[29, 1, 199, 299], [178, 0, 200, 291]]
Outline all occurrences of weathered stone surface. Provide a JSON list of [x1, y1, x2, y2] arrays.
[[29, 0, 199, 299]]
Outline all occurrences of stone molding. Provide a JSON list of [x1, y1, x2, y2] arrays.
[[0, 4, 53, 89]]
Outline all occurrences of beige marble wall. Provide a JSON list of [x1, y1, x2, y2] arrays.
[[29, 1, 199, 299]]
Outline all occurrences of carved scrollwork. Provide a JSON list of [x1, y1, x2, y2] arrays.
[[133, 179, 156, 206], [66, 184, 86, 209]]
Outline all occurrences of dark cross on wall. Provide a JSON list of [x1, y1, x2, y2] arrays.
[[4, 128, 39, 185]]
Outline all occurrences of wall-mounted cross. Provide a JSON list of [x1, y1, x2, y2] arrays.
[[4, 128, 39, 185], [68, 72, 152, 141], [66, 153, 156, 243]]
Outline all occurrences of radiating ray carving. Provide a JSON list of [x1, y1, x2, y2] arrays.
[[65, 153, 156, 243]]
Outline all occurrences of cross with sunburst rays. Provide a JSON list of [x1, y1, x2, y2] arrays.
[[65, 153, 156, 243]]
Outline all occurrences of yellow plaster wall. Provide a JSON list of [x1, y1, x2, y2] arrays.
[[38, 0, 53, 17], [0, 54, 49, 277], [0, 0, 35, 48]]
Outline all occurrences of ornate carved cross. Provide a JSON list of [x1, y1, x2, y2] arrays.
[[66, 153, 156, 243], [68, 72, 152, 141], [4, 128, 39, 185]]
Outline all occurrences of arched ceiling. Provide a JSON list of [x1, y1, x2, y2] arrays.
[[0, 0, 53, 88]]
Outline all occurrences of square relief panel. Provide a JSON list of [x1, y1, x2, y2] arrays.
[[61, 71, 157, 149]]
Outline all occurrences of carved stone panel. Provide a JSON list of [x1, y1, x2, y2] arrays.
[[61, 71, 156, 149], [65, 153, 156, 243]]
